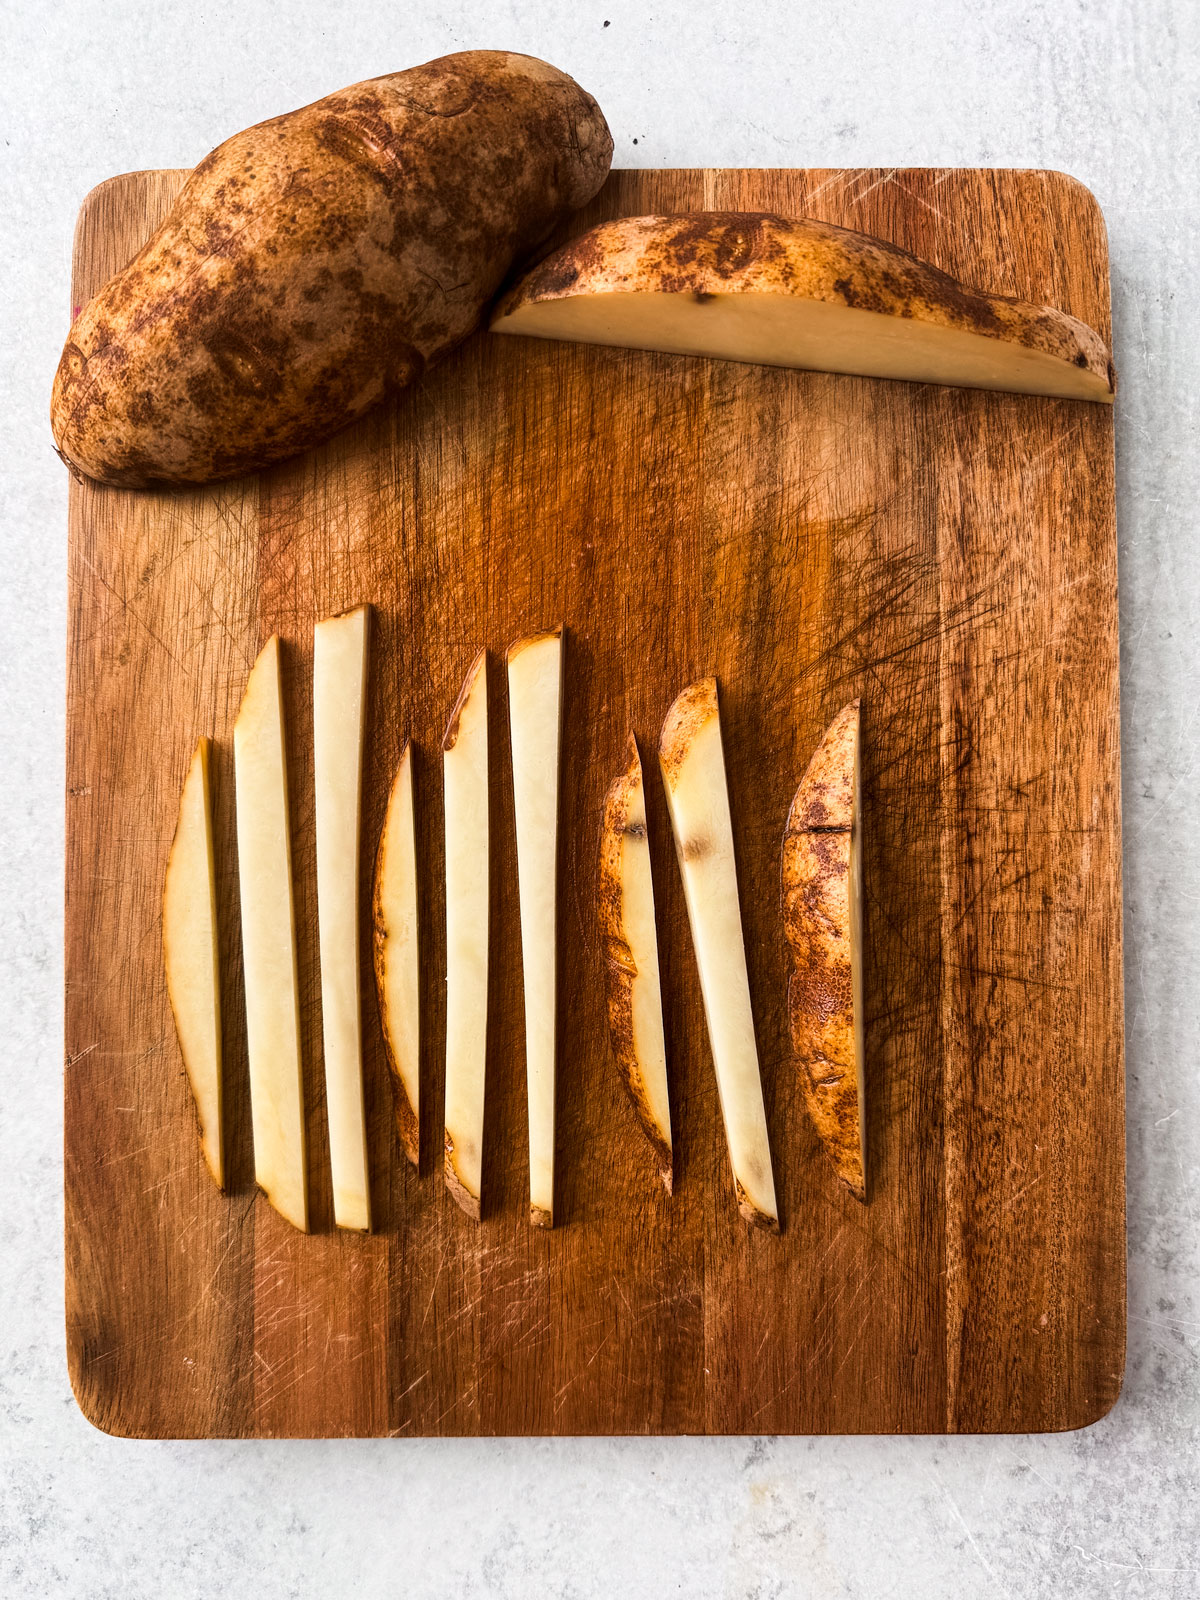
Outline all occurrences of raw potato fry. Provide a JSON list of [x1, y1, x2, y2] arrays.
[[373, 741, 420, 1168], [492, 212, 1115, 403], [507, 629, 564, 1228], [659, 680, 779, 1231], [599, 735, 672, 1193], [52, 51, 612, 486], [442, 652, 489, 1219], [234, 637, 308, 1232], [162, 738, 224, 1190], [782, 701, 866, 1201], [313, 605, 372, 1231]]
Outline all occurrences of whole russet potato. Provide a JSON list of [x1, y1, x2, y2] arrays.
[[52, 51, 612, 487]]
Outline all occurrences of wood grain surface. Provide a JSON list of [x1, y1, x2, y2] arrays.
[[64, 167, 1125, 1438]]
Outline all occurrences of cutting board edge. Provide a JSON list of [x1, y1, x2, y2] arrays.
[[62, 164, 1125, 1441]]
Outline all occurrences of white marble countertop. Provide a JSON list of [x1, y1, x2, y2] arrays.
[[2, 1, 1197, 1594]]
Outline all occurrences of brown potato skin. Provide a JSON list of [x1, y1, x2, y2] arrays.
[[492, 211, 1115, 400], [52, 52, 613, 487], [658, 677, 718, 788], [444, 1136, 481, 1222], [782, 701, 866, 1203]]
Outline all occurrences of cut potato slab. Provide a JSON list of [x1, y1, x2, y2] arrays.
[[507, 628, 564, 1228], [442, 651, 489, 1219], [659, 680, 778, 1231], [234, 636, 308, 1232], [162, 737, 224, 1190], [313, 605, 372, 1232], [782, 701, 866, 1202], [373, 741, 420, 1168], [492, 212, 1115, 403], [599, 735, 672, 1194]]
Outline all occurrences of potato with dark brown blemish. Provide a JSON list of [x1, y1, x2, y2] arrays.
[[51, 51, 612, 487]]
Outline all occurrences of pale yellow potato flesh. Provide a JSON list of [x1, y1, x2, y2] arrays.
[[162, 738, 224, 1190], [373, 742, 420, 1168], [313, 605, 372, 1232], [659, 680, 778, 1231], [442, 651, 489, 1219], [599, 735, 672, 1193], [491, 212, 1115, 403], [233, 637, 308, 1233], [507, 629, 564, 1228], [496, 291, 1111, 399]]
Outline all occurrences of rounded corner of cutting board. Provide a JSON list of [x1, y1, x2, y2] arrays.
[[1054, 1366, 1127, 1434], [66, 1334, 148, 1441]]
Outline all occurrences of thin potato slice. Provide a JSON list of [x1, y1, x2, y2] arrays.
[[234, 637, 308, 1232], [507, 629, 564, 1229], [313, 605, 372, 1231], [599, 735, 672, 1194], [442, 651, 489, 1219], [659, 680, 778, 1231], [162, 738, 224, 1190], [373, 741, 420, 1168]]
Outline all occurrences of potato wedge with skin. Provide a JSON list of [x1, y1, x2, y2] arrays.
[[52, 52, 612, 487], [491, 212, 1115, 403], [782, 701, 866, 1202], [162, 738, 224, 1190], [373, 741, 420, 1168], [599, 735, 672, 1194], [660, 680, 778, 1232]]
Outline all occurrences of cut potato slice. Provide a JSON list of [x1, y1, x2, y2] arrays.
[[313, 605, 372, 1232], [507, 628, 564, 1228], [492, 212, 1115, 403], [782, 701, 866, 1202], [659, 680, 778, 1231], [234, 636, 308, 1232], [442, 651, 489, 1219], [373, 740, 420, 1168], [599, 734, 671, 1193], [162, 737, 224, 1190]]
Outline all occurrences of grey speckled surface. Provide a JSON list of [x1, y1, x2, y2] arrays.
[[2, 1, 1197, 1594]]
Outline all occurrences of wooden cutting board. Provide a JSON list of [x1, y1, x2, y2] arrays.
[[64, 166, 1124, 1438]]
